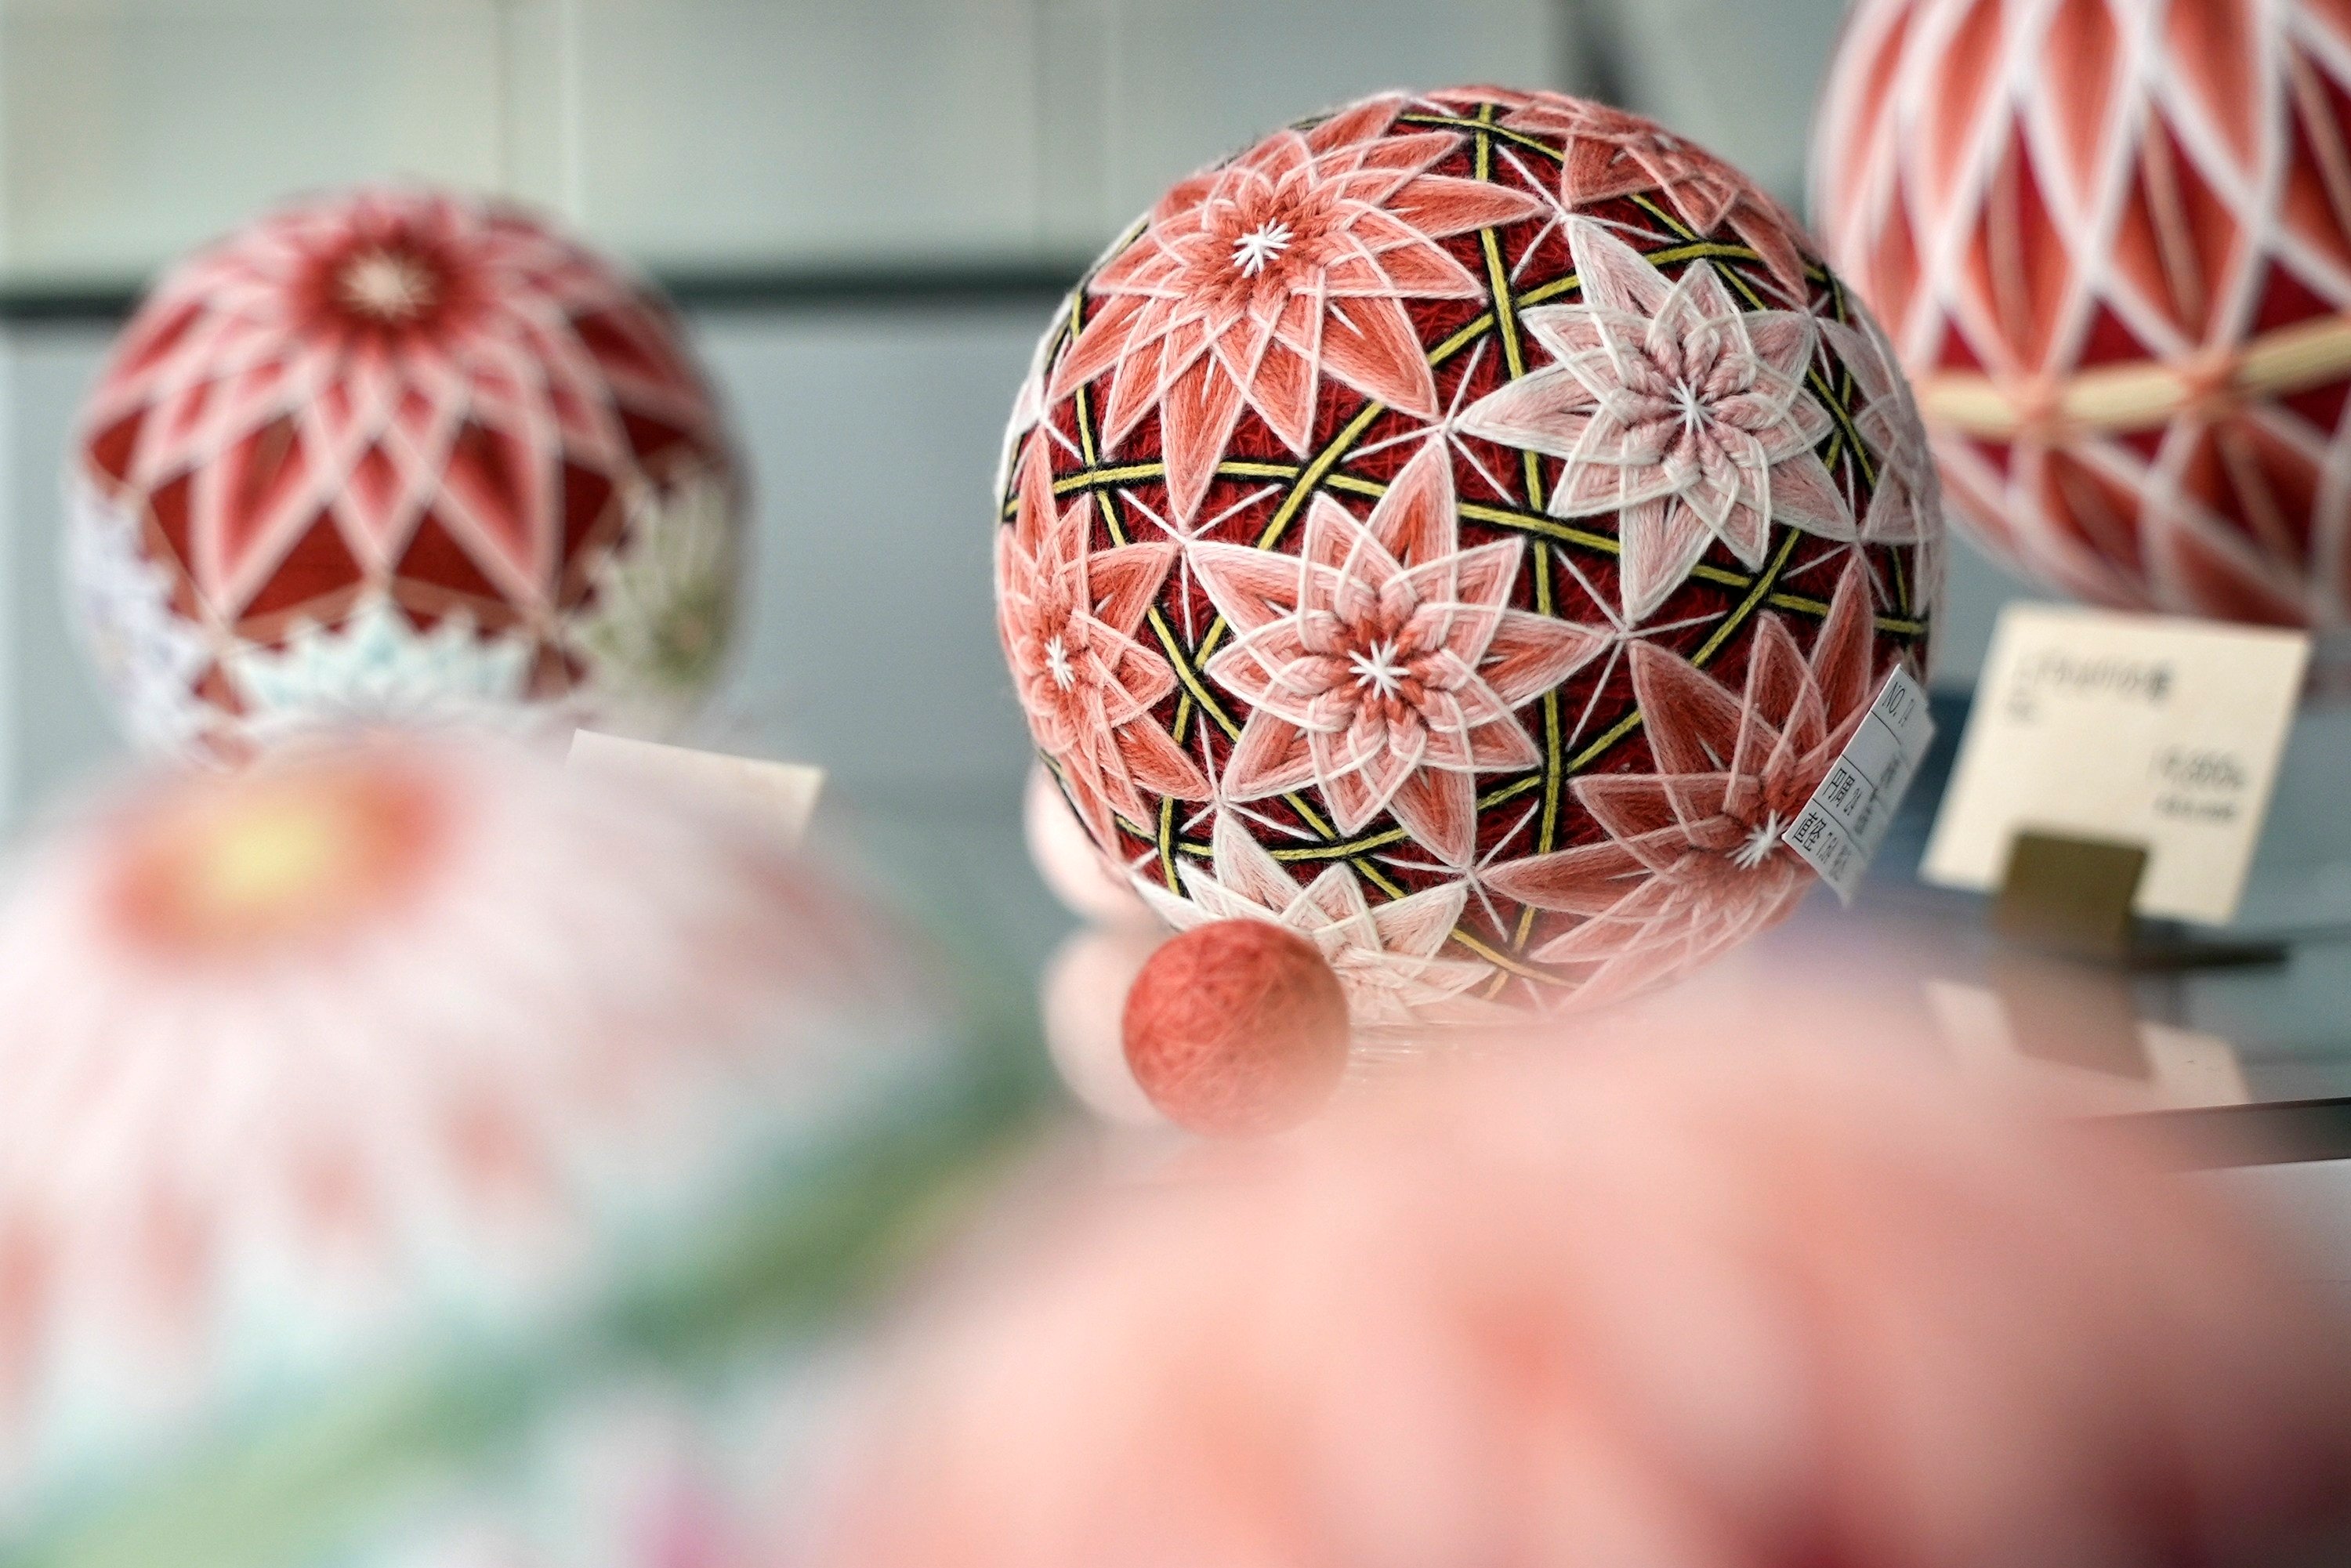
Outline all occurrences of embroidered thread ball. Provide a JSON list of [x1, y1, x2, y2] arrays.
[[1815, 1, 2351, 628], [70, 186, 744, 760], [1122, 919, 1350, 1135], [998, 87, 1940, 1023], [0, 734, 891, 1510]]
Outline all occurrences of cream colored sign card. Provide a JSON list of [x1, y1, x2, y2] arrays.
[[568, 730, 825, 847], [1922, 605, 2308, 925]]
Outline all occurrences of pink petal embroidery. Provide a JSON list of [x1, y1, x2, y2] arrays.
[[1460, 218, 1857, 621], [1488, 560, 1894, 1001], [1196, 438, 1607, 867], [998, 433, 1206, 840]]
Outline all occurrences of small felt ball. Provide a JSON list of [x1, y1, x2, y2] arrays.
[[1041, 926, 1165, 1126], [1121, 920, 1349, 1137], [1023, 764, 1150, 928]]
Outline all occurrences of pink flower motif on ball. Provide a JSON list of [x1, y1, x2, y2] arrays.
[[1048, 93, 1541, 523], [1191, 440, 1605, 866], [1487, 559, 1883, 1002], [0, 736, 899, 1504], [1505, 96, 1811, 302], [997, 435, 1208, 846], [1459, 219, 1852, 621], [1139, 811, 1489, 1034]]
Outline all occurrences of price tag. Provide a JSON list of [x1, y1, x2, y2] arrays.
[[1921, 605, 2309, 925], [1784, 665, 1936, 902], [568, 730, 825, 847]]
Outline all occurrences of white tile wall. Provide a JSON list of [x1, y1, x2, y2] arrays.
[[0, 0, 1570, 285], [0, 1, 512, 288], [555, 0, 1046, 269]]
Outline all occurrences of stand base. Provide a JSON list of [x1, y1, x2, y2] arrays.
[[1993, 832, 2289, 971]]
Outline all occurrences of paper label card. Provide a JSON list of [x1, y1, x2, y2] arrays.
[[1921, 604, 2309, 925], [568, 730, 825, 848], [1784, 665, 1936, 902]]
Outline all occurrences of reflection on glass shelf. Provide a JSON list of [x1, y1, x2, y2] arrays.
[[811, 690, 2351, 1171], [1926, 969, 2250, 1114]]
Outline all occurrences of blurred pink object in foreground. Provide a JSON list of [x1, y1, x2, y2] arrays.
[[1040, 926, 1163, 1127], [1023, 763, 1150, 929], [0, 734, 897, 1508], [819, 1032, 2351, 1567]]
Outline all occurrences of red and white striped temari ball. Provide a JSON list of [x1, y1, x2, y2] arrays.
[[69, 186, 744, 761], [1816, 0, 2351, 628]]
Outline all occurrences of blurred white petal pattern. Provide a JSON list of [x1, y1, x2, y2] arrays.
[[0, 735, 910, 1528]]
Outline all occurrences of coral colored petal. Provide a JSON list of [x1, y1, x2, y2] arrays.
[[1390, 766, 1478, 867], [1049, 292, 1150, 404], [1157, 358, 1250, 523], [1190, 542, 1306, 636], [1628, 641, 1750, 775], [1223, 711, 1319, 801], [1088, 541, 1178, 636], [1486, 841, 1650, 915], [1118, 711, 1211, 801], [1320, 297, 1442, 418], [1388, 176, 1548, 243], [1367, 439, 1458, 568], [1480, 612, 1609, 705]]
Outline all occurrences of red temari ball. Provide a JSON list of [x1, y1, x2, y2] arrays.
[[1815, 0, 2351, 628], [69, 186, 744, 761], [1122, 919, 1349, 1136], [998, 86, 1941, 1023]]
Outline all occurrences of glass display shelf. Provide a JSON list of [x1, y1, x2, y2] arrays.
[[819, 695, 2351, 1172]]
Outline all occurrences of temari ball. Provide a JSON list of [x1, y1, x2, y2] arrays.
[[0, 734, 897, 1515], [69, 186, 744, 760], [997, 86, 1942, 1023], [1815, 0, 2351, 628]]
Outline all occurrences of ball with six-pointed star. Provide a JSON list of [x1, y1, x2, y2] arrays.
[[68, 186, 746, 762], [999, 85, 1942, 1027]]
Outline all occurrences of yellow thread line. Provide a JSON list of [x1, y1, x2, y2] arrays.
[[1051, 462, 1162, 495], [1467, 102, 1563, 958], [1269, 777, 1541, 864], [1254, 400, 1389, 550], [1919, 310, 2351, 436], [1694, 529, 1803, 665], [1396, 111, 1566, 161]]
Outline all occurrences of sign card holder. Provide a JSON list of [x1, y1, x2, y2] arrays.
[[1924, 603, 2310, 962]]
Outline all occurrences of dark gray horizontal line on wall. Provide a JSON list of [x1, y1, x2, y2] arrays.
[[2133, 1096, 2351, 1168], [0, 257, 1092, 325]]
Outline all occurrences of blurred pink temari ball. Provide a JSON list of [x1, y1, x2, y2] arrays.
[[819, 1038, 2351, 1567], [0, 737, 883, 1508], [998, 86, 1940, 1025], [1815, 0, 2351, 627], [68, 186, 744, 761]]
